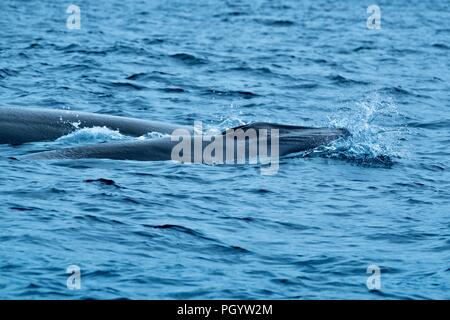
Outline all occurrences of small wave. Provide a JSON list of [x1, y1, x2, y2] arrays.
[[56, 126, 126, 145], [10, 206, 35, 211], [84, 178, 121, 188], [56, 43, 107, 56], [56, 43, 79, 51], [327, 74, 369, 86], [304, 94, 406, 166], [169, 53, 207, 65], [353, 46, 374, 52], [0, 68, 18, 79], [150, 224, 212, 240], [203, 89, 259, 99], [142, 37, 166, 45], [110, 81, 147, 91], [436, 28, 450, 34], [110, 42, 149, 55], [226, 66, 274, 74], [254, 19, 295, 27], [126, 71, 173, 82], [431, 43, 449, 50], [213, 11, 248, 18], [379, 86, 411, 96], [158, 87, 186, 93], [379, 86, 430, 99], [406, 120, 450, 129]]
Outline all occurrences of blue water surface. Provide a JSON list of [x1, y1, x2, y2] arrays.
[[0, 0, 449, 299]]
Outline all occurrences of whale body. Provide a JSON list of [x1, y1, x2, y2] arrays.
[[0, 107, 190, 145], [0, 107, 349, 162]]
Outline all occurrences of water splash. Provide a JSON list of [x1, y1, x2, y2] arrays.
[[137, 132, 168, 140], [56, 126, 170, 146], [55, 126, 126, 145], [307, 94, 407, 166], [204, 105, 247, 135]]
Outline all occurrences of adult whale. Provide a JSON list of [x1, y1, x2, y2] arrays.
[[0, 107, 349, 163], [22, 123, 349, 162], [0, 107, 190, 145]]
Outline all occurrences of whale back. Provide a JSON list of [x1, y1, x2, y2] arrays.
[[22, 122, 350, 162], [0, 107, 190, 145]]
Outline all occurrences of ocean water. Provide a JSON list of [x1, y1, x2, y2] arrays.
[[0, 0, 449, 299]]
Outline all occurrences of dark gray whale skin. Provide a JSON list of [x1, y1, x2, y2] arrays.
[[0, 107, 349, 162], [22, 123, 349, 162], [0, 107, 190, 145]]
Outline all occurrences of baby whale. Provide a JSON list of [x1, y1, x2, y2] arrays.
[[1, 107, 350, 165]]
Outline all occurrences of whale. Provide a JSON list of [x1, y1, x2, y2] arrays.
[[22, 123, 349, 162], [0, 107, 349, 163], [0, 107, 190, 145]]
